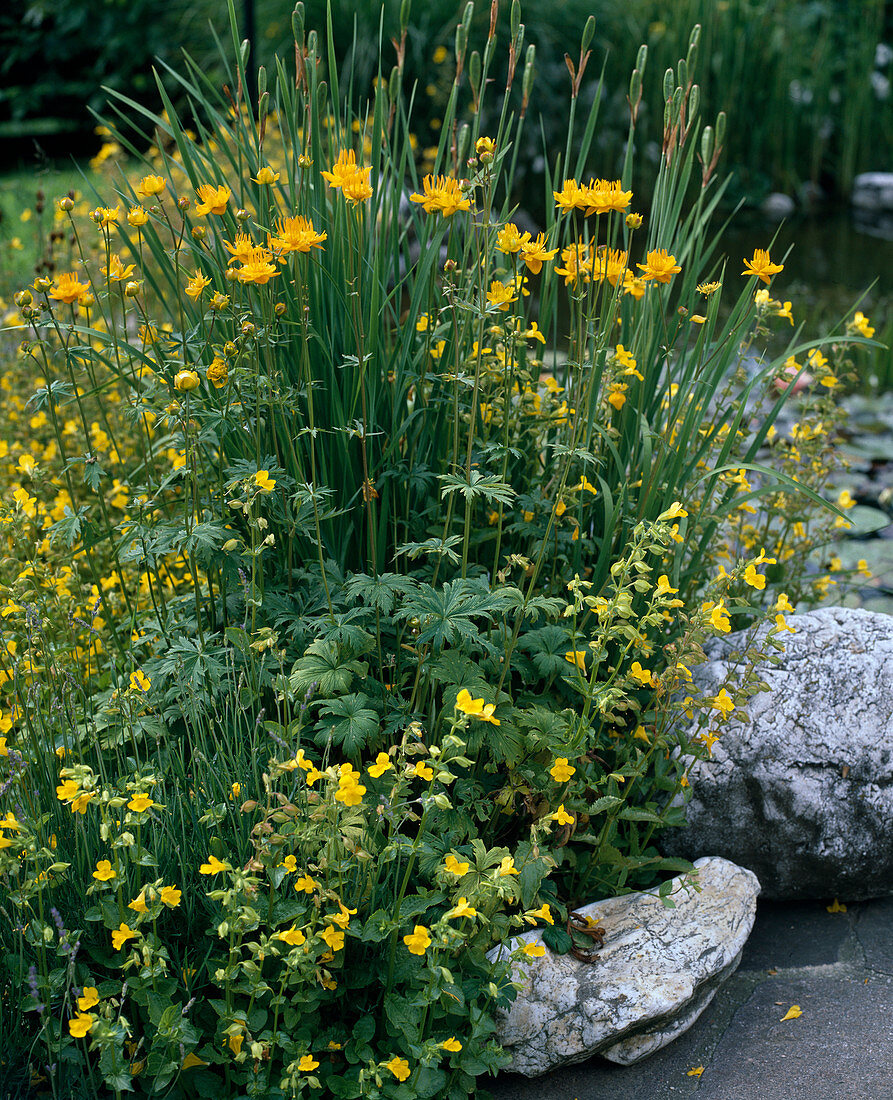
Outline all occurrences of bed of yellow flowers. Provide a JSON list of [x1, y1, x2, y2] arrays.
[[0, 2, 878, 1097]]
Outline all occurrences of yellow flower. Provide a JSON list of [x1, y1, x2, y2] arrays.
[[56, 779, 79, 801], [440, 1037, 463, 1052], [294, 874, 319, 893], [329, 902, 357, 929], [321, 149, 360, 189], [637, 248, 681, 283], [553, 178, 586, 213], [128, 892, 148, 913], [102, 254, 135, 282], [276, 925, 307, 946], [486, 280, 517, 310], [184, 272, 212, 300], [112, 923, 138, 950], [705, 599, 731, 633], [93, 859, 116, 882], [341, 167, 374, 205], [137, 175, 167, 198], [253, 470, 276, 493], [386, 1057, 411, 1082], [127, 205, 149, 227], [77, 987, 100, 1012], [742, 248, 783, 284], [780, 1005, 803, 1021], [69, 1013, 95, 1038], [199, 855, 229, 875], [655, 574, 678, 596], [410, 762, 434, 782], [93, 206, 121, 227], [368, 752, 393, 778], [236, 246, 280, 285], [497, 855, 519, 877], [127, 793, 154, 813], [851, 311, 874, 339], [564, 650, 587, 671], [528, 903, 554, 925], [298, 1054, 320, 1072], [629, 661, 654, 687], [207, 357, 229, 388], [697, 281, 721, 295], [409, 175, 471, 217], [445, 897, 477, 920], [160, 885, 181, 907], [49, 272, 91, 305], [402, 925, 431, 955], [775, 592, 795, 613], [743, 562, 765, 590], [658, 500, 688, 521], [195, 184, 231, 216], [551, 804, 574, 826], [454, 688, 500, 725], [335, 781, 365, 806], [320, 925, 345, 952], [522, 942, 546, 958], [174, 370, 200, 392], [252, 166, 280, 185], [711, 688, 735, 719], [443, 854, 470, 876], [550, 757, 575, 782], [520, 232, 559, 275], [269, 215, 327, 254], [837, 489, 855, 510], [496, 222, 530, 254], [581, 178, 633, 215]]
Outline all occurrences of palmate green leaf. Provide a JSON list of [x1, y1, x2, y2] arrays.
[[398, 579, 510, 653], [316, 693, 380, 754], [343, 572, 419, 614], [437, 469, 516, 506], [289, 638, 369, 697], [516, 625, 578, 678]]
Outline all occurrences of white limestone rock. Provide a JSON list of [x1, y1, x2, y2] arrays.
[[664, 606, 893, 900], [852, 172, 893, 211], [491, 856, 759, 1076]]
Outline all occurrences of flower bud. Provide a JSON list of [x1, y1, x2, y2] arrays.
[[178, 196, 191, 211], [33, 277, 52, 293], [224, 342, 237, 357], [174, 370, 200, 392], [297, 153, 313, 169], [241, 321, 256, 336], [191, 225, 207, 241], [14, 290, 32, 307], [124, 281, 141, 298], [625, 212, 643, 229], [274, 302, 286, 317], [236, 208, 249, 222], [58, 196, 74, 213]]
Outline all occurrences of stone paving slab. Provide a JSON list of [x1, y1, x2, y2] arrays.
[[486, 898, 893, 1100]]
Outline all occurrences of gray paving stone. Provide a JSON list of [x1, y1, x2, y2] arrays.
[[694, 976, 893, 1100], [854, 896, 893, 976], [738, 900, 852, 971]]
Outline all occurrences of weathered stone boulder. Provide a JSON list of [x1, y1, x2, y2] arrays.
[[852, 172, 893, 211], [664, 606, 893, 900], [491, 856, 759, 1076]]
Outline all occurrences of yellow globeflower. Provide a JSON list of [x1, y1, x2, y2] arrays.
[[741, 248, 783, 284], [174, 370, 200, 392], [409, 175, 471, 217], [184, 272, 211, 299], [195, 184, 231, 216], [137, 175, 167, 198], [637, 248, 681, 283], [49, 272, 91, 304], [252, 166, 280, 185]]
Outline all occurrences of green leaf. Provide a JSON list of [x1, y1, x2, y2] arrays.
[[316, 694, 380, 754], [438, 469, 516, 505], [290, 638, 368, 697]]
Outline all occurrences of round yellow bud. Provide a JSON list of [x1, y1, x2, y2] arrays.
[[174, 370, 200, 392]]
